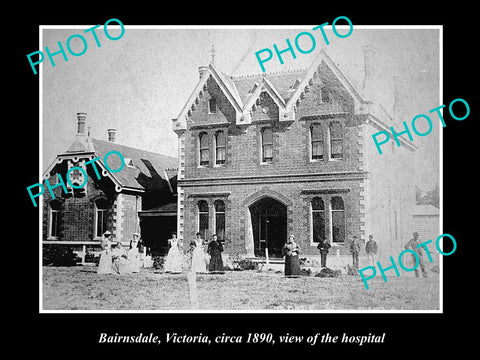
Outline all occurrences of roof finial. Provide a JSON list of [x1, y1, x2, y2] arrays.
[[210, 44, 216, 64]]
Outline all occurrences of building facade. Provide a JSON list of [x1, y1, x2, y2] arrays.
[[173, 49, 416, 262], [42, 113, 178, 257]]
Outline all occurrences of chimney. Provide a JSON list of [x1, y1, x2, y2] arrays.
[[362, 45, 377, 94], [392, 75, 405, 120], [198, 65, 208, 79], [108, 128, 116, 142], [77, 112, 87, 134]]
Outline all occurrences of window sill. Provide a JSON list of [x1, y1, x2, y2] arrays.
[[47, 236, 59, 240]]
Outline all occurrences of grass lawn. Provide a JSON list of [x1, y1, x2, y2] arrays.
[[42, 266, 440, 311]]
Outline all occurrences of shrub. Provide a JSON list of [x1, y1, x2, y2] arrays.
[[43, 244, 81, 266], [315, 267, 342, 278], [300, 268, 312, 276], [226, 254, 258, 271], [153, 255, 165, 270]]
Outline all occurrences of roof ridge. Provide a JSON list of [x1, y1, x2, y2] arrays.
[[230, 67, 308, 80], [91, 138, 177, 160]]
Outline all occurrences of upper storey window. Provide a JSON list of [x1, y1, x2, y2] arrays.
[[199, 132, 209, 166], [329, 121, 343, 160], [261, 127, 273, 163], [310, 124, 324, 160], [215, 130, 226, 165]]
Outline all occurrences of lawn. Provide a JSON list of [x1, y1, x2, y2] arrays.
[[41, 266, 440, 311]]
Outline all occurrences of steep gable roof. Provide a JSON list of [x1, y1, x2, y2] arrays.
[[172, 49, 415, 150], [90, 139, 177, 192], [229, 69, 308, 105], [44, 137, 178, 193], [174, 63, 244, 130]]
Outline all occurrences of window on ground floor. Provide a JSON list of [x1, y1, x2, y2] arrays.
[[214, 199, 225, 241], [49, 200, 61, 238], [331, 196, 345, 243], [198, 200, 209, 240], [95, 198, 109, 238], [311, 197, 325, 243]]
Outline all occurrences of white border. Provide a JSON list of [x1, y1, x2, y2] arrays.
[[39, 24, 443, 314]]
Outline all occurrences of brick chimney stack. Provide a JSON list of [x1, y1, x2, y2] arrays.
[[362, 45, 377, 94], [77, 113, 87, 134], [108, 128, 116, 142]]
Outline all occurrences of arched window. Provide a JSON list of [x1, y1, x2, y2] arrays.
[[198, 200, 209, 240], [329, 121, 343, 160], [95, 198, 109, 238], [49, 200, 61, 238], [261, 127, 273, 163], [215, 131, 226, 165], [214, 200, 225, 241], [331, 196, 345, 243], [311, 197, 325, 243], [310, 124, 323, 160], [199, 132, 209, 166], [208, 97, 217, 114]]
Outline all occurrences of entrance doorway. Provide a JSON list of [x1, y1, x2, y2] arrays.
[[249, 197, 287, 258]]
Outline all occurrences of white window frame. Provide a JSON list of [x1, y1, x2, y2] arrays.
[[94, 201, 107, 240], [48, 206, 59, 239], [260, 127, 273, 164]]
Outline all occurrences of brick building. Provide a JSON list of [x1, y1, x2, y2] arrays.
[[42, 113, 178, 257], [172, 49, 417, 264]]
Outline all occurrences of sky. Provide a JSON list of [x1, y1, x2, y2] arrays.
[[41, 25, 440, 191]]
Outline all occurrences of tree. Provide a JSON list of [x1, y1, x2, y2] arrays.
[[415, 184, 439, 208], [423, 183, 439, 208]]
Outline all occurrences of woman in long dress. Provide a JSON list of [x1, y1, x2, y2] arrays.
[[190, 232, 206, 273], [128, 233, 141, 273], [164, 232, 183, 273], [97, 230, 113, 274], [207, 234, 224, 273], [282, 234, 301, 277]]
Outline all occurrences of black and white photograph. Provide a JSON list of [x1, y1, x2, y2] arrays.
[[39, 25, 441, 312], [15, 6, 475, 356]]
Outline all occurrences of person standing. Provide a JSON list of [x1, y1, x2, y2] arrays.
[[164, 232, 183, 273], [190, 232, 206, 273], [282, 235, 301, 277], [316, 236, 331, 268], [365, 234, 378, 267], [128, 233, 141, 273], [207, 234, 224, 273], [97, 230, 113, 274], [404, 232, 428, 278], [350, 235, 361, 271]]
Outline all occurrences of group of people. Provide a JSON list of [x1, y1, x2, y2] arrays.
[[97, 230, 225, 275], [98, 229, 428, 279], [97, 231, 148, 275], [314, 234, 379, 271], [348, 232, 428, 278], [164, 232, 225, 274]]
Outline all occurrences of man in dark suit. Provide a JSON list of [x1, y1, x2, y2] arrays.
[[316, 236, 331, 268], [350, 235, 361, 270]]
